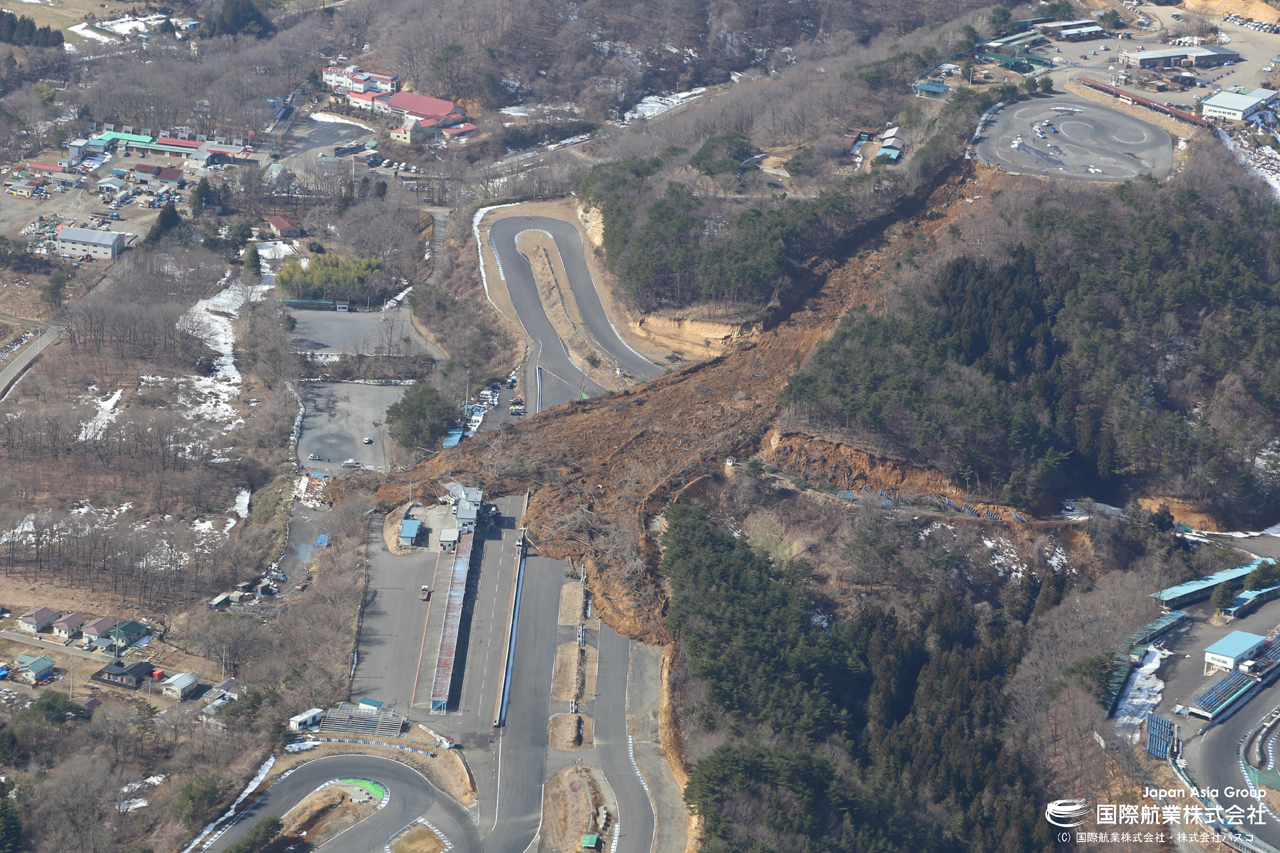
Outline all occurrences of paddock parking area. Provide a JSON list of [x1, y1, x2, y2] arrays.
[[975, 93, 1172, 181]]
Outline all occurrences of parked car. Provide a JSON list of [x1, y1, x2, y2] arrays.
[[308, 453, 320, 461], [363, 437, 373, 444]]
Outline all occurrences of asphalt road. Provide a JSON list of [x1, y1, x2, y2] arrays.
[[975, 93, 1172, 182], [0, 324, 55, 399], [597, 626, 657, 853], [204, 754, 480, 853], [487, 216, 662, 409], [1186, 690, 1280, 847]]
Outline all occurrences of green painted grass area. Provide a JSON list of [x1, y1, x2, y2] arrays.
[[341, 779, 386, 800]]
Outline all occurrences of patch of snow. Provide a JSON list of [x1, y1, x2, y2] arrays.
[[310, 113, 372, 128], [77, 388, 123, 441], [382, 285, 413, 312], [68, 22, 117, 43], [231, 489, 250, 519], [982, 535, 1026, 579], [285, 740, 320, 752], [1045, 540, 1071, 573], [917, 521, 954, 542], [256, 240, 296, 261], [618, 88, 706, 125], [1112, 645, 1173, 741]]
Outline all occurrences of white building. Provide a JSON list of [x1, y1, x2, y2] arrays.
[[1201, 89, 1278, 121], [58, 227, 126, 259], [321, 65, 398, 94], [289, 708, 324, 731]]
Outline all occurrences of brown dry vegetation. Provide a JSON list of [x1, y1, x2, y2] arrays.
[[385, 162, 979, 637]]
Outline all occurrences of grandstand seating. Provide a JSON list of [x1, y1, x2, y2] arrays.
[[1194, 669, 1257, 717], [1146, 713, 1176, 759]]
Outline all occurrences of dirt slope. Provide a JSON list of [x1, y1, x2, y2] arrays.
[[381, 163, 985, 639]]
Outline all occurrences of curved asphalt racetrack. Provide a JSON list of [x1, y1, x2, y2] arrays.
[[488, 216, 663, 409], [1186, 694, 1280, 848], [204, 755, 480, 853], [975, 93, 1172, 182]]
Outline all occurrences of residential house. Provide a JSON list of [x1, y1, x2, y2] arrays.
[[200, 695, 231, 729], [92, 659, 155, 690], [266, 215, 302, 238], [209, 677, 242, 701], [441, 123, 477, 138], [14, 654, 55, 684], [161, 671, 200, 700], [106, 620, 151, 649], [18, 606, 59, 634], [52, 612, 86, 639], [26, 162, 63, 178], [83, 616, 118, 646]]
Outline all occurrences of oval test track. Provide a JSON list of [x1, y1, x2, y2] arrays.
[[203, 754, 480, 853]]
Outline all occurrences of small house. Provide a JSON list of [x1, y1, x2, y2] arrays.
[[52, 612, 86, 639], [161, 671, 200, 700], [106, 619, 151, 649], [97, 176, 127, 195], [84, 616, 119, 646], [18, 606, 60, 634], [289, 708, 324, 731], [10, 178, 47, 198], [439, 527, 459, 553], [14, 654, 55, 684], [210, 677, 242, 701], [266, 215, 302, 238], [92, 659, 155, 690]]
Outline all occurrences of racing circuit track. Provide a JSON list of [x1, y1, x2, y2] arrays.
[[487, 215, 664, 409], [204, 754, 481, 853], [975, 93, 1172, 182], [201, 213, 666, 853]]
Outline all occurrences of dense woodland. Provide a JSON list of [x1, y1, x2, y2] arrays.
[[785, 152, 1280, 519], [574, 46, 1001, 314], [664, 502, 1053, 853]]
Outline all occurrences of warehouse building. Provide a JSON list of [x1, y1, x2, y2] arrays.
[[1058, 25, 1106, 41], [57, 227, 126, 259], [1201, 88, 1278, 121], [1119, 45, 1239, 68]]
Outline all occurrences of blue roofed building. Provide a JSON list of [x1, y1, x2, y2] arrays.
[[1150, 559, 1262, 610], [399, 519, 422, 549], [1204, 631, 1266, 675]]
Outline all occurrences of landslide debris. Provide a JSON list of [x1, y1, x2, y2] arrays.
[[378, 165, 1001, 640]]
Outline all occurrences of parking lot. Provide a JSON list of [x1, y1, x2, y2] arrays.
[[289, 305, 445, 361], [975, 92, 1173, 180], [296, 382, 403, 473]]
